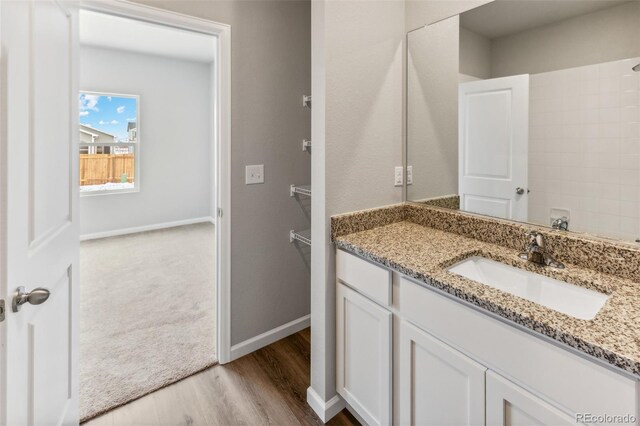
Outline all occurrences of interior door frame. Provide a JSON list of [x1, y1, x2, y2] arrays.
[[77, 0, 232, 364]]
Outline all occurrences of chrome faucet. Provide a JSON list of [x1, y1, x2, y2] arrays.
[[551, 216, 569, 231], [519, 231, 565, 269]]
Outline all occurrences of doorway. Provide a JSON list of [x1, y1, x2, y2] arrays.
[[0, 2, 230, 423], [76, 4, 229, 422]]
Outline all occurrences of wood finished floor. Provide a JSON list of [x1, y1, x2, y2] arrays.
[[83, 328, 359, 426]]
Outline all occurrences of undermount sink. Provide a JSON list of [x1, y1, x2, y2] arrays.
[[446, 256, 609, 320]]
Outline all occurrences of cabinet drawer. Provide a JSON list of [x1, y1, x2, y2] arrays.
[[399, 277, 638, 422], [336, 249, 392, 306]]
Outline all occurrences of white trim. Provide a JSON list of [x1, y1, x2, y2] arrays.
[[0, 0, 6, 421], [345, 403, 368, 426], [78, 0, 232, 364], [78, 91, 141, 194], [79, 216, 214, 241], [214, 10, 232, 366], [306, 387, 346, 423], [230, 315, 311, 361], [79, 185, 139, 197], [79, 0, 229, 35], [78, 142, 134, 147]]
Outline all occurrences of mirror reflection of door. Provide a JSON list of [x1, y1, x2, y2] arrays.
[[406, 0, 640, 243], [458, 75, 529, 221]]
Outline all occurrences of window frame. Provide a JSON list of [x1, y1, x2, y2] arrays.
[[79, 91, 141, 197]]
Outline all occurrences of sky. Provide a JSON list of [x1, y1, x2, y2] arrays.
[[79, 93, 137, 141]]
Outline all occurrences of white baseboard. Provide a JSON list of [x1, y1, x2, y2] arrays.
[[345, 402, 367, 425], [80, 216, 215, 241], [230, 314, 310, 361], [307, 387, 345, 423]]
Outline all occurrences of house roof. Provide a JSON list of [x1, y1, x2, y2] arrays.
[[79, 128, 99, 138], [127, 122, 137, 131], [80, 124, 117, 141]]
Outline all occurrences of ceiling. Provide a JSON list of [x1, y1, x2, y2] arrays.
[[79, 10, 216, 63], [460, 0, 634, 39]]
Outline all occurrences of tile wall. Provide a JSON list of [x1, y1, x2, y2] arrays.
[[528, 57, 640, 241]]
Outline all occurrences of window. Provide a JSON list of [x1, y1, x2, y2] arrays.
[[79, 92, 139, 194]]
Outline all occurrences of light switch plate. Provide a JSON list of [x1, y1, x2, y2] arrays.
[[394, 166, 403, 186], [245, 164, 264, 185], [406, 166, 413, 185]]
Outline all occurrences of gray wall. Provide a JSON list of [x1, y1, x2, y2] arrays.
[[310, 0, 405, 405], [79, 46, 212, 236], [459, 26, 491, 79], [491, 1, 640, 77], [133, 0, 312, 346], [406, 17, 459, 201], [325, 0, 405, 215], [405, 0, 491, 32]]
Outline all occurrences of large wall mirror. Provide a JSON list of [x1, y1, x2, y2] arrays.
[[406, 0, 640, 243]]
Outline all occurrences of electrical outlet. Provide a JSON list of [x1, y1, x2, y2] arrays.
[[406, 166, 413, 185], [245, 165, 264, 185], [394, 166, 404, 186]]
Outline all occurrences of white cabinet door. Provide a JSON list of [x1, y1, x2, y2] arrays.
[[486, 371, 579, 426], [337, 283, 392, 426], [399, 320, 486, 426]]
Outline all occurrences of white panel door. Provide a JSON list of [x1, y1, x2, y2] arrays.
[[399, 320, 486, 426], [459, 75, 529, 221], [336, 283, 392, 426], [486, 371, 579, 426], [1, 1, 79, 425]]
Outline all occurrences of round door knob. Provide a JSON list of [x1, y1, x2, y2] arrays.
[[12, 286, 50, 312], [516, 187, 525, 195]]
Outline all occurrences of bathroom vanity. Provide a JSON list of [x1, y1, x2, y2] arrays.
[[329, 1, 640, 423], [332, 206, 640, 426]]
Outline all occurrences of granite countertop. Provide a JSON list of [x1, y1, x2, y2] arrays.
[[334, 220, 640, 377]]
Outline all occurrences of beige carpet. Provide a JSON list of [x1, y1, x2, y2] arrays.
[[80, 223, 217, 422]]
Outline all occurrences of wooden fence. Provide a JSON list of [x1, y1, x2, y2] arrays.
[[80, 154, 135, 186]]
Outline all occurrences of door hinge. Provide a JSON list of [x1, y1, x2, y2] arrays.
[[0, 300, 5, 322]]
